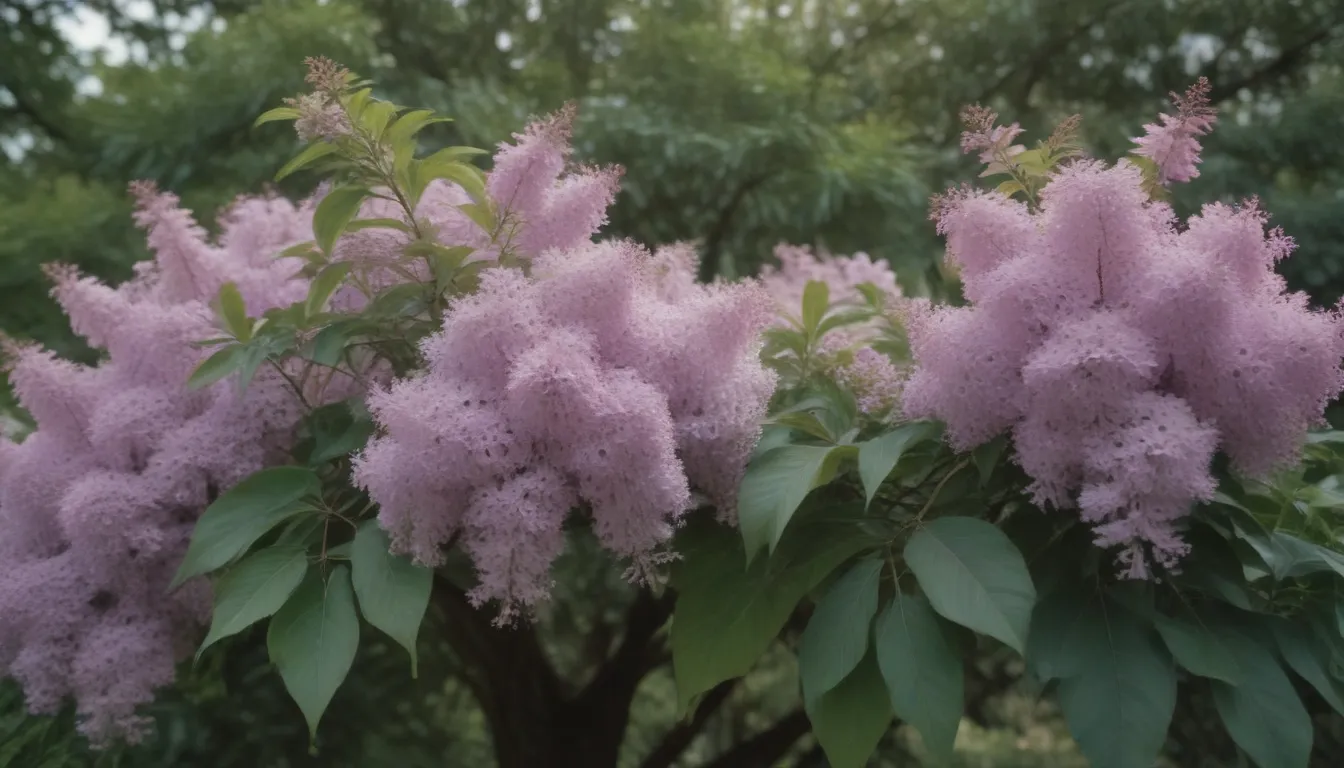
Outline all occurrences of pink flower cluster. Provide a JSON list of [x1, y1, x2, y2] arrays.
[[0, 185, 315, 743], [353, 240, 776, 623], [1131, 77, 1217, 185], [905, 105, 1344, 577], [758, 243, 902, 320]]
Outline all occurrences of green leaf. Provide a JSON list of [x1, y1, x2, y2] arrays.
[[738, 444, 852, 560], [1212, 631, 1313, 768], [357, 100, 400, 139], [198, 545, 308, 657], [305, 262, 351, 318], [268, 565, 360, 739], [670, 512, 877, 709], [344, 217, 411, 233], [768, 410, 835, 443], [857, 421, 941, 507], [215, 282, 251, 341], [1271, 619, 1344, 715], [423, 146, 488, 163], [313, 186, 369, 255], [996, 179, 1026, 197], [1153, 612, 1243, 685], [171, 467, 322, 587], [186, 344, 244, 390], [1054, 599, 1177, 768], [306, 400, 375, 465], [413, 159, 487, 208], [254, 106, 301, 127], [806, 650, 893, 768], [874, 594, 964, 759], [801, 280, 829, 337], [351, 522, 432, 677], [972, 435, 1008, 486], [458, 202, 495, 233], [275, 141, 340, 182], [1025, 588, 1095, 682], [798, 558, 883, 707], [309, 325, 349, 368], [387, 110, 451, 171], [904, 517, 1036, 652]]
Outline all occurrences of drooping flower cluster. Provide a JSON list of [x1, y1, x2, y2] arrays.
[[904, 96, 1344, 577], [0, 185, 316, 743], [353, 240, 776, 623]]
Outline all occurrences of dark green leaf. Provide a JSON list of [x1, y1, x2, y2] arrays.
[[806, 650, 893, 768], [351, 522, 432, 676], [305, 262, 351, 318], [904, 516, 1036, 652], [874, 594, 964, 759], [171, 467, 322, 587], [275, 141, 340, 181], [799, 558, 883, 707], [1153, 612, 1243, 685], [857, 421, 941, 507], [972, 435, 1008, 486], [738, 444, 852, 560], [1212, 631, 1312, 768], [309, 325, 350, 368], [307, 401, 375, 465], [313, 186, 369, 255], [268, 565, 360, 739], [1054, 599, 1177, 768], [1025, 587, 1094, 682], [1272, 619, 1344, 715], [186, 344, 244, 390], [254, 106, 300, 127], [768, 410, 835, 443], [198, 545, 308, 657], [670, 513, 876, 709]]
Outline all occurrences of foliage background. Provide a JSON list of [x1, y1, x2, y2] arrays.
[[2, 0, 1342, 765]]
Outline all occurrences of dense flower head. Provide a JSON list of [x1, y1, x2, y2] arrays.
[[759, 244, 901, 316], [353, 240, 777, 624], [907, 95, 1344, 576], [1131, 77, 1217, 185], [0, 185, 317, 743]]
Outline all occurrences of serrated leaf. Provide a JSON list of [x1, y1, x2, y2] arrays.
[[874, 594, 964, 759], [738, 444, 853, 560], [275, 141, 340, 182], [187, 344, 244, 390], [351, 522, 432, 676], [305, 263, 351, 318], [806, 650, 893, 768], [669, 511, 877, 709], [1054, 599, 1177, 768], [857, 421, 941, 507], [313, 186, 369, 255], [254, 106, 301, 127], [1154, 613, 1243, 685], [198, 545, 308, 657], [268, 566, 360, 739], [799, 558, 883, 707], [904, 516, 1036, 652], [171, 467, 322, 587], [801, 280, 829, 337], [1212, 631, 1312, 768]]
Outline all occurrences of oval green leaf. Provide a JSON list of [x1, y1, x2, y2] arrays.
[[798, 558, 882, 707], [198, 545, 308, 658], [351, 521, 432, 677], [312, 186, 369, 255], [268, 565, 360, 739], [1212, 631, 1312, 768], [737, 444, 850, 561], [275, 141, 340, 182], [806, 650, 893, 768], [857, 421, 941, 507], [904, 516, 1036, 652], [1154, 612, 1243, 685], [874, 594, 964, 760]]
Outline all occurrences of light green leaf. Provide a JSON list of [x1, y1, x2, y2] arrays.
[[351, 521, 432, 676], [996, 179, 1026, 197], [1153, 612, 1243, 685], [313, 186, 369, 255], [857, 421, 941, 507], [738, 444, 853, 560], [874, 594, 964, 759], [171, 467, 322, 587], [806, 650, 893, 768], [268, 566, 360, 739], [457, 202, 495, 233], [423, 146, 488, 163], [186, 344, 244, 390], [1054, 599, 1177, 768], [198, 545, 308, 657], [215, 282, 251, 341], [254, 106, 300, 127], [798, 558, 883, 707], [344, 217, 411, 233], [275, 141, 340, 182], [1212, 631, 1312, 768], [1271, 619, 1344, 715], [305, 263, 351, 318], [670, 513, 876, 709], [387, 110, 451, 171], [358, 100, 400, 139], [801, 280, 829, 337], [904, 517, 1036, 652], [413, 159, 487, 208]]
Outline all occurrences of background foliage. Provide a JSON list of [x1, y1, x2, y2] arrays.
[[3, 0, 1343, 765]]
